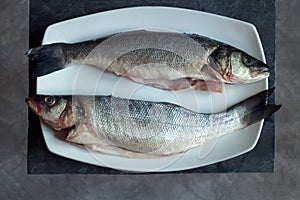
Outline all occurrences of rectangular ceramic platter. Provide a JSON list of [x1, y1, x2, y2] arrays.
[[37, 6, 267, 172]]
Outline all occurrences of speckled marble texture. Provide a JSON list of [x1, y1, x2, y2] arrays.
[[0, 0, 299, 199]]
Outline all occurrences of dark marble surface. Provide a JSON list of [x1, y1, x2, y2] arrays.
[[28, 0, 275, 174]]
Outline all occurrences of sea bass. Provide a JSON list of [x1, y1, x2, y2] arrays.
[[27, 30, 269, 93], [26, 89, 280, 158]]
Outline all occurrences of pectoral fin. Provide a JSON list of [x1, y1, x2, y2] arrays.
[[190, 80, 223, 93]]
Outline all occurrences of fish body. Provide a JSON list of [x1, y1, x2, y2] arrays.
[[26, 89, 280, 157], [27, 30, 269, 92]]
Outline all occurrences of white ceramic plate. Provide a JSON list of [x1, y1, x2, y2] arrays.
[[37, 6, 267, 172]]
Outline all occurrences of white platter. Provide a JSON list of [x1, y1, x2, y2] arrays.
[[37, 6, 267, 172]]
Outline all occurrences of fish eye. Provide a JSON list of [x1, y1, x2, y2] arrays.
[[44, 96, 56, 107], [242, 54, 256, 66]]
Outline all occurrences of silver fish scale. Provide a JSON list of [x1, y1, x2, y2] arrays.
[[88, 96, 243, 154], [82, 31, 216, 80], [108, 48, 197, 76]]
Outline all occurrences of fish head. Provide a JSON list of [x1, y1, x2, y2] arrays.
[[209, 46, 269, 83], [26, 95, 76, 130]]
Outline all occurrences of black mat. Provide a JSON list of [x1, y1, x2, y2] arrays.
[[28, 0, 275, 174]]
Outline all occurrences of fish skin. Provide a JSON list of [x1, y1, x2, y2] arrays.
[[27, 30, 269, 92], [26, 88, 280, 157]]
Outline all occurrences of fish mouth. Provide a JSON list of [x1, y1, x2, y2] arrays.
[[250, 66, 270, 78], [26, 97, 42, 116], [259, 66, 270, 73]]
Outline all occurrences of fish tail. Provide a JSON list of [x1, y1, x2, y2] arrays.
[[228, 88, 281, 126], [242, 104, 281, 126], [26, 43, 69, 77]]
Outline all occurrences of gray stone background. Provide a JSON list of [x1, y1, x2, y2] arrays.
[[0, 0, 299, 199]]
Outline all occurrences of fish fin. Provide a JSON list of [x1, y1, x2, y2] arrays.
[[242, 104, 281, 126], [128, 77, 192, 90], [190, 80, 223, 93], [26, 43, 68, 77], [66, 123, 101, 144], [227, 88, 280, 126]]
